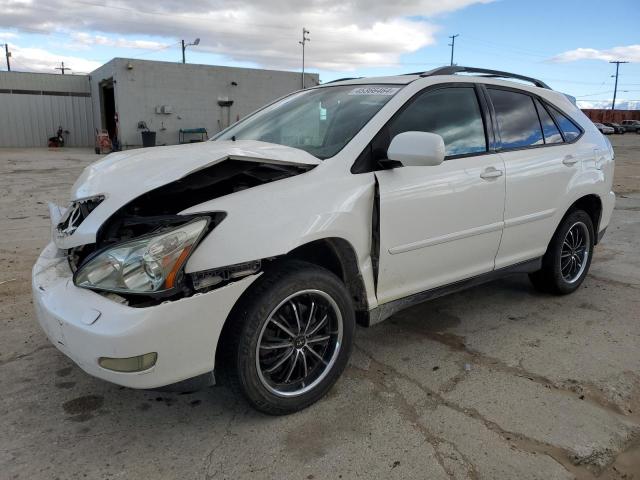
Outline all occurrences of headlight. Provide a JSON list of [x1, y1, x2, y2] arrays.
[[74, 218, 208, 294]]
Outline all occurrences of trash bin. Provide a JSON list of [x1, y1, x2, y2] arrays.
[[141, 131, 156, 148]]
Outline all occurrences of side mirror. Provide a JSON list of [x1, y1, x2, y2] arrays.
[[387, 131, 445, 167]]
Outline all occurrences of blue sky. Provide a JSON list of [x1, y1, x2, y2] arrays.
[[1, 0, 639, 108]]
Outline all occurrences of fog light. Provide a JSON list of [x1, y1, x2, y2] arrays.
[[98, 352, 157, 372]]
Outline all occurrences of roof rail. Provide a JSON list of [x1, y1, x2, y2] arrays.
[[419, 66, 551, 90], [323, 77, 362, 84]]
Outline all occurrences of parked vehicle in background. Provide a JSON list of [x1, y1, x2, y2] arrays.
[[603, 122, 625, 134], [33, 66, 615, 415], [593, 122, 614, 135], [621, 120, 640, 133]]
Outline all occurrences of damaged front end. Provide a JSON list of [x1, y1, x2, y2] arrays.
[[56, 145, 317, 307]]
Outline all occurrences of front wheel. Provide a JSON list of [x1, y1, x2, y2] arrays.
[[529, 210, 594, 295], [223, 260, 355, 415]]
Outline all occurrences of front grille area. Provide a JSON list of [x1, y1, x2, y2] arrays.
[[56, 196, 104, 238]]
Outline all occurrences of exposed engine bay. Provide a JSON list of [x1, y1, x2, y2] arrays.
[[64, 158, 315, 305]]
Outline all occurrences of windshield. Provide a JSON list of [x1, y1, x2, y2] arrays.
[[215, 85, 401, 159]]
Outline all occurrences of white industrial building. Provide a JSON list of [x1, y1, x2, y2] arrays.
[[0, 59, 319, 148]]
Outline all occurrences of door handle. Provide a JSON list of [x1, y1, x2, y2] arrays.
[[480, 167, 503, 180], [562, 154, 579, 166]]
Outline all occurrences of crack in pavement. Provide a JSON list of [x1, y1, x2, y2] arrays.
[[352, 343, 638, 479], [202, 401, 243, 480], [393, 320, 640, 422], [347, 346, 478, 480], [0, 344, 55, 368]]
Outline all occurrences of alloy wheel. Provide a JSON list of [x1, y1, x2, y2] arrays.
[[560, 221, 590, 284], [255, 289, 343, 397]]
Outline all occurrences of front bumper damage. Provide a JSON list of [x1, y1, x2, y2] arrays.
[[32, 242, 257, 389]]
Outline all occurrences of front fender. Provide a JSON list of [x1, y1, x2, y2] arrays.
[[182, 169, 376, 274]]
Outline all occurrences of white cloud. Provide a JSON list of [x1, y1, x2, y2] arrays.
[[0, 31, 19, 44], [9, 45, 102, 73], [0, 0, 493, 71], [577, 100, 640, 110], [551, 45, 640, 63], [70, 32, 166, 51]]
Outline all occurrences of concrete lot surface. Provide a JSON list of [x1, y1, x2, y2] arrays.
[[1, 134, 639, 479]]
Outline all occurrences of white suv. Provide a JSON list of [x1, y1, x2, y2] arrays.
[[33, 66, 615, 414]]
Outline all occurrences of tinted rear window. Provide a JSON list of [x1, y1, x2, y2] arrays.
[[548, 105, 582, 141], [488, 89, 544, 149], [534, 99, 563, 144]]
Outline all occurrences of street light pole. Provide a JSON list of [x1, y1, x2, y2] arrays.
[[299, 28, 310, 89], [181, 38, 200, 64]]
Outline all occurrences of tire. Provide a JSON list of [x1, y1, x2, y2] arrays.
[[529, 210, 594, 295], [222, 260, 355, 415]]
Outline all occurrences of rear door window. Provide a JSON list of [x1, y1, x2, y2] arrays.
[[487, 88, 544, 149], [547, 105, 582, 142], [534, 99, 563, 144]]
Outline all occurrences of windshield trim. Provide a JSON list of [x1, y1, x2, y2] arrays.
[[211, 83, 405, 160]]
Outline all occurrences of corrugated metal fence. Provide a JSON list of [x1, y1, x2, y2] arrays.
[[0, 72, 94, 147], [581, 109, 640, 123]]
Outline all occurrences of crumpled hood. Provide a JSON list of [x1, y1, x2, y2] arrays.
[[72, 140, 320, 200], [57, 140, 320, 249]]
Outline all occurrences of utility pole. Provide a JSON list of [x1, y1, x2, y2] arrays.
[[448, 34, 459, 66], [609, 60, 629, 110], [181, 38, 200, 64], [299, 27, 310, 89], [2, 43, 10, 71], [55, 62, 70, 74]]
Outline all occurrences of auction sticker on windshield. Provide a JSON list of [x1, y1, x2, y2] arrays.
[[348, 87, 400, 96]]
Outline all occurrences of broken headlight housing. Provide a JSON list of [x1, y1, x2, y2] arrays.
[[74, 218, 209, 294]]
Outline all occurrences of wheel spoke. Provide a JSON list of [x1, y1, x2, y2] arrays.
[[307, 334, 331, 345], [260, 341, 294, 350], [265, 348, 294, 373], [289, 301, 302, 333], [284, 350, 300, 383], [307, 314, 328, 337], [270, 318, 296, 338], [304, 301, 315, 333], [304, 345, 328, 365], [301, 349, 308, 378]]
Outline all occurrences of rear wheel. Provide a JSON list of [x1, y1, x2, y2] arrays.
[[223, 260, 355, 415], [529, 210, 594, 295]]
